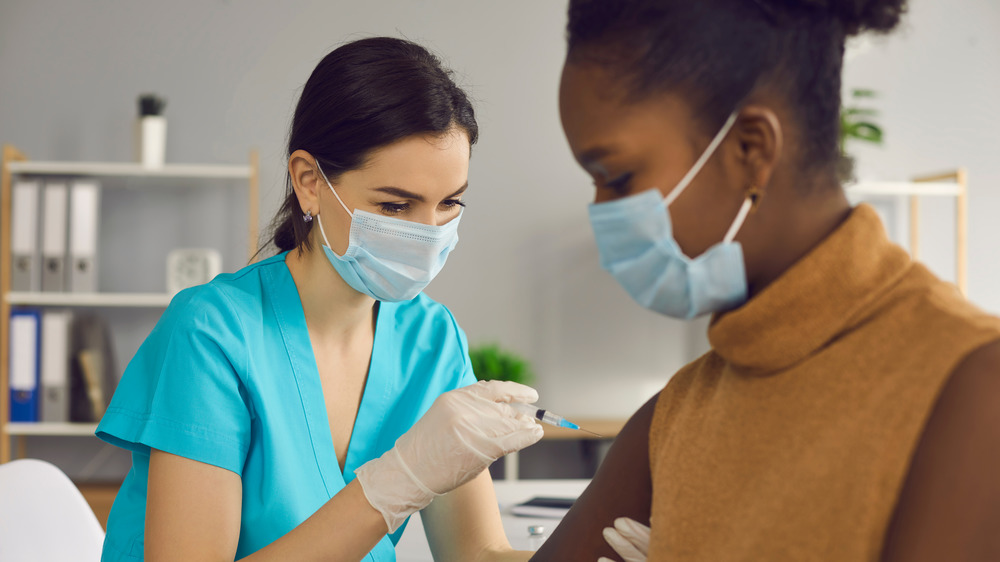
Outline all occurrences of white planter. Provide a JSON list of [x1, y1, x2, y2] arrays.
[[135, 116, 167, 168]]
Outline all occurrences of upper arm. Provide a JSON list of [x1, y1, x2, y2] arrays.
[[421, 470, 529, 562], [146, 449, 243, 562], [531, 392, 657, 561], [882, 339, 1000, 562]]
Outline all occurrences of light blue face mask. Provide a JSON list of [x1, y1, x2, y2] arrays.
[[314, 164, 461, 302], [587, 112, 755, 319]]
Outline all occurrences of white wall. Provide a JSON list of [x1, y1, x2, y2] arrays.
[[2, 0, 997, 477], [842, 0, 1000, 304]]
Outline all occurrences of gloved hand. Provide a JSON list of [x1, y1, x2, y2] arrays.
[[598, 517, 651, 562], [354, 380, 544, 532]]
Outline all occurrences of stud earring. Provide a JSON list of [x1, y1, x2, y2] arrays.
[[303, 210, 313, 223], [747, 185, 763, 213]]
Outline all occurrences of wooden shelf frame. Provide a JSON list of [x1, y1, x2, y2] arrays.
[[848, 169, 967, 295], [0, 144, 260, 462]]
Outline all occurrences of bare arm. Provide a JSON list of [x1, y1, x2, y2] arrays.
[[881, 340, 1000, 561], [421, 470, 532, 562], [531, 392, 658, 561], [145, 448, 387, 562]]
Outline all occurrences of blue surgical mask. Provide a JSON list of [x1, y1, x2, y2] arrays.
[[314, 164, 461, 302], [587, 112, 754, 319]]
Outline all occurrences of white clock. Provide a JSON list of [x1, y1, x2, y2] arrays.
[[166, 249, 222, 294]]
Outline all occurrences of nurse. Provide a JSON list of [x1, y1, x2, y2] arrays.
[[97, 37, 543, 561], [535, 0, 1000, 560]]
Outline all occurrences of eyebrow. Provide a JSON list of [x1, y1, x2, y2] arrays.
[[577, 146, 616, 169], [371, 183, 468, 202]]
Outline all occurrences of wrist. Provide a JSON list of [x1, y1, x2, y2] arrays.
[[355, 447, 438, 533]]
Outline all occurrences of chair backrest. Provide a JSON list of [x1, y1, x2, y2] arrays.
[[0, 458, 105, 562]]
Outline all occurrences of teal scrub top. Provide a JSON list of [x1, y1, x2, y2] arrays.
[[96, 253, 477, 561]]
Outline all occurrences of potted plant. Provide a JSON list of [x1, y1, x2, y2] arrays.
[[838, 88, 883, 183], [468, 344, 535, 385]]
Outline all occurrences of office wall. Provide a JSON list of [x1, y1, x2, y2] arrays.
[[1, 0, 997, 478]]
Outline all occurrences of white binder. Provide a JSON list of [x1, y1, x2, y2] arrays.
[[41, 181, 69, 292], [40, 310, 72, 423], [11, 180, 41, 292], [69, 180, 100, 293]]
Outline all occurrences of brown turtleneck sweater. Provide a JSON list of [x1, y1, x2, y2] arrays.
[[647, 204, 1000, 560]]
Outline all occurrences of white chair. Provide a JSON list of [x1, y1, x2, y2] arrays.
[[0, 458, 105, 562]]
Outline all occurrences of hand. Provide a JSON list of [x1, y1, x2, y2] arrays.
[[354, 380, 544, 532], [598, 517, 651, 562]]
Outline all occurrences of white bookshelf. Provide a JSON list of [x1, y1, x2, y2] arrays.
[[1, 145, 260, 460], [7, 292, 173, 308], [7, 160, 252, 179], [6, 292, 172, 308], [7, 422, 99, 436], [848, 181, 963, 197], [847, 170, 967, 295]]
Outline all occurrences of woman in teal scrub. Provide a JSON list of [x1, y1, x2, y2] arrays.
[[96, 37, 544, 561]]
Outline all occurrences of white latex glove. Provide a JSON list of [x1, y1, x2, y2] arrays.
[[598, 517, 651, 562], [354, 380, 544, 532]]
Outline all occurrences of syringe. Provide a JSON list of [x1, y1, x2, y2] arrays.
[[511, 403, 603, 437]]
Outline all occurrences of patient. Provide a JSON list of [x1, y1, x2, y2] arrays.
[[534, 0, 1000, 560]]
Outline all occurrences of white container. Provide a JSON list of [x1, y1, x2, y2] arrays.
[[135, 116, 167, 168]]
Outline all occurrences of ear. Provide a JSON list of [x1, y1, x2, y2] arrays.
[[731, 105, 783, 197], [288, 149, 323, 217]]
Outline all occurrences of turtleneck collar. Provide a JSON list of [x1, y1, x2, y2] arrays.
[[708, 204, 913, 373]]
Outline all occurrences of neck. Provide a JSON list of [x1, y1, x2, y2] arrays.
[[285, 243, 376, 341], [744, 180, 853, 299]]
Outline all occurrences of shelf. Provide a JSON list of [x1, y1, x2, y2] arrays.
[[6, 292, 172, 307], [848, 181, 962, 197], [6, 422, 99, 436], [7, 160, 252, 179]]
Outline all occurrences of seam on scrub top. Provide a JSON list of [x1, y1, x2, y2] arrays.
[[265, 262, 335, 495], [103, 406, 248, 448], [206, 279, 251, 386]]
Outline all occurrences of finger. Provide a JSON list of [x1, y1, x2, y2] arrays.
[[614, 517, 651, 555], [603, 526, 645, 562], [491, 422, 544, 456], [466, 380, 539, 404], [598, 558, 616, 562]]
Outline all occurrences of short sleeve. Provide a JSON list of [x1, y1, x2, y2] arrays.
[[96, 284, 252, 475]]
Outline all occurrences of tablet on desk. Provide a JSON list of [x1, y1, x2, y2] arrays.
[[510, 496, 575, 518]]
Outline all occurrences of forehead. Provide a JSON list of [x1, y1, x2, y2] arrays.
[[559, 61, 695, 162], [349, 129, 470, 190]]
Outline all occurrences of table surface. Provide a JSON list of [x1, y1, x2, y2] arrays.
[[394, 479, 591, 561]]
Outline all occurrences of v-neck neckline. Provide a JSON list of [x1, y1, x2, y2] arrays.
[[266, 254, 395, 496]]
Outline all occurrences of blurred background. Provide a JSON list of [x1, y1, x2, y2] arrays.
[[1, 0, 997, 489]]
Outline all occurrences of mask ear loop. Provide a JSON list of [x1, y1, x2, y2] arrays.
[[315, 160, 354, 218], [664, 112, 740, 208], [722, 185, 762, 243], [313, 160, 353, 252]]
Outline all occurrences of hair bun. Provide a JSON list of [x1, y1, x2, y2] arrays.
[[769, 0, 907, 36]]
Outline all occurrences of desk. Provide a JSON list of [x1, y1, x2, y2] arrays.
[[395, 479, 591, 561]]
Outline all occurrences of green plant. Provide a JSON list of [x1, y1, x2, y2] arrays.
[[839, 88, 883, 154], [468, 344, 534, 385]]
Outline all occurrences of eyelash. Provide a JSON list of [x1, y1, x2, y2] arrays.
[[377, 199, 466, 216], [606, 173, 633, 193]]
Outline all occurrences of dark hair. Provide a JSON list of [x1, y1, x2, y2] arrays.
[[566, 0, 906, 178], [264, 37, 479, 254]]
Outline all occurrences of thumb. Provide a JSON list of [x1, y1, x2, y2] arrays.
[[465, 380, 539, 404]]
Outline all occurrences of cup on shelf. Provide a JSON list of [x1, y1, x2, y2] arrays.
[[135, 116, 167, 168]]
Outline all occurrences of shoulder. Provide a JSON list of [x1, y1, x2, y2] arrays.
[[165, 254, 288, 327], [882, 338, 1000, 560]]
